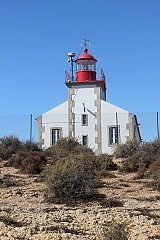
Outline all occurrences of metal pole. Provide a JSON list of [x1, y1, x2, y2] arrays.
[[30, 114, 32, 143], [157, 111, 159, 140], [71, 60, 74, 81], [116, 112, 119, 144]]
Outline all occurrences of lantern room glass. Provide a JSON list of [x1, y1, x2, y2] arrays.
[[76, 59, 96, 71]]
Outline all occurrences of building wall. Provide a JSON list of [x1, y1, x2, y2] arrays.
[[71, 84, 99, 152], [38, 85, 140, 154], [40, 101, 68, 148], [101, 100, 130, 154]]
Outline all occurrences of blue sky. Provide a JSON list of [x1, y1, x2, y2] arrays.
[[0, 0, 160, 141]]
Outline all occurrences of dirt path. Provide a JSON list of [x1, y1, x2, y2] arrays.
[[0, 160, 160, 240]]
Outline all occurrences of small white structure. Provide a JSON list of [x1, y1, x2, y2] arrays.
[[37, 44, 141, 155]]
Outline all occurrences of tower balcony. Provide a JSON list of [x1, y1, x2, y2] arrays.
[[65, 68, 106, 83]]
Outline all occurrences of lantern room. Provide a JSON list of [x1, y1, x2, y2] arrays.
[[75, 48, 97, 82]]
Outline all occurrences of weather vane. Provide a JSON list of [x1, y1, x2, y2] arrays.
[[81, 33, 90, 48]]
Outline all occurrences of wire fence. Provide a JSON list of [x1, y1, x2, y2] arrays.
[[0, 114, 38, 142], [135, 112, 159, 142], [0, 112, 159, 143]]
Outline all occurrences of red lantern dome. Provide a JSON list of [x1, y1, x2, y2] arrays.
[[75, 48, 97, 82]]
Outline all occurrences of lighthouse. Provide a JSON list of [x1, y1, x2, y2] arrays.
[[37, 40, 141, 154], [65, 43, 107, 154]]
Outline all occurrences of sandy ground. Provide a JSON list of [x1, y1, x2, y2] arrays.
[[0, 159, 160, 240]]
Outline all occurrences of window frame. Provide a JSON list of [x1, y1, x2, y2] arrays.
[[51, 128, 62, 145], [108, 126, 119, 145], [82, 135, 88, 146], [81, 114, 88, 126]]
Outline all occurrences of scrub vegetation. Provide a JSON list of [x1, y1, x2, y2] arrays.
[[114, 139, 160, 189], [0, 135, 160, 200], [102, 219, 130, 240], [0, 135, 160, 239]]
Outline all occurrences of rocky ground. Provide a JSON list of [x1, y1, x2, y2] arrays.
[[0, 159, 160, 240]]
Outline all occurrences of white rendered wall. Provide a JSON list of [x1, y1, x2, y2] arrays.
[[42, 101, 68, 148], [72, 84, 98, 152], [40, 85, 138, 154], [101, 100, 133, 154]]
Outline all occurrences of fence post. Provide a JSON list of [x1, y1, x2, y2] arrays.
[[157, 112, 159, 140], [30, 114, 32, 143], [116, 112, 119, 144]]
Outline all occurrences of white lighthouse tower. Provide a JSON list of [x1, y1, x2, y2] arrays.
[[65, 40, 106, 154]]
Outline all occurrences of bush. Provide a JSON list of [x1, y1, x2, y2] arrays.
[[45, 138, 117, 178], [22, 140, 39, 152], [45, 137, 94, 161], [7, 151, 47, 174], [121, 151, 153, 174], [7, 151, 24, 168], [0, 135, 22, 160], [0, 174, 19, 188], [148, 155, 160, 191], [142, 139, 160, 156], [44, 156, 99, 203], [148, 169, 160, 191], [54, 137, 79, 151], [148, 155, 160, 173], [0, 135, 40, 161], [0, 147, 13, 160], [47, 137, 79, 154], [118, 140, 160, 176], [19, 152, 47, 174], [93, 154, 117, 177], [114, 140, 141, 158], [102, 219, 129, 240]]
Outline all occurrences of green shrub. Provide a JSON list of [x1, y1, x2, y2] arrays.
[[148, 155, 160, 173], [7, 151, 24, 168], [0, 135, 22, 159], [7, 151, 47, 174], [148, 155, 160, 191], [0, 147, 13, 160], [45, 137, 94, 161], [45, 138, 118, 181], [44, 156, 99, 203], [45, 139, 96, 183], [19, 152, 47, 174], [0, 174, 19, 188], [93, 154, 117, 177], [121, 151, 153, 173], [0, 135, 40, 160], [142, 139, 160, 156], [149, 170, 160, 191], [47, 137, 80, 155], [102, 219, 129, 240], [116, 140, 160, 177], [22, 140, 39, 152], [114, 140, 140, 158], [53, 137, 80, 151]]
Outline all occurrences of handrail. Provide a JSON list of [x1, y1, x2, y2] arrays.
[[65, 68, 106, 83]]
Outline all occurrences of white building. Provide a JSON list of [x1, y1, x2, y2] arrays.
[[37, 45, 141, 155]]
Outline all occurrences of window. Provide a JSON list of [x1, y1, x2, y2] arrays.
[[109, 127, 118, 144], [82, 135, 88, 145], [52, 129, 61, 145], [82, 114, 88, 126]]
